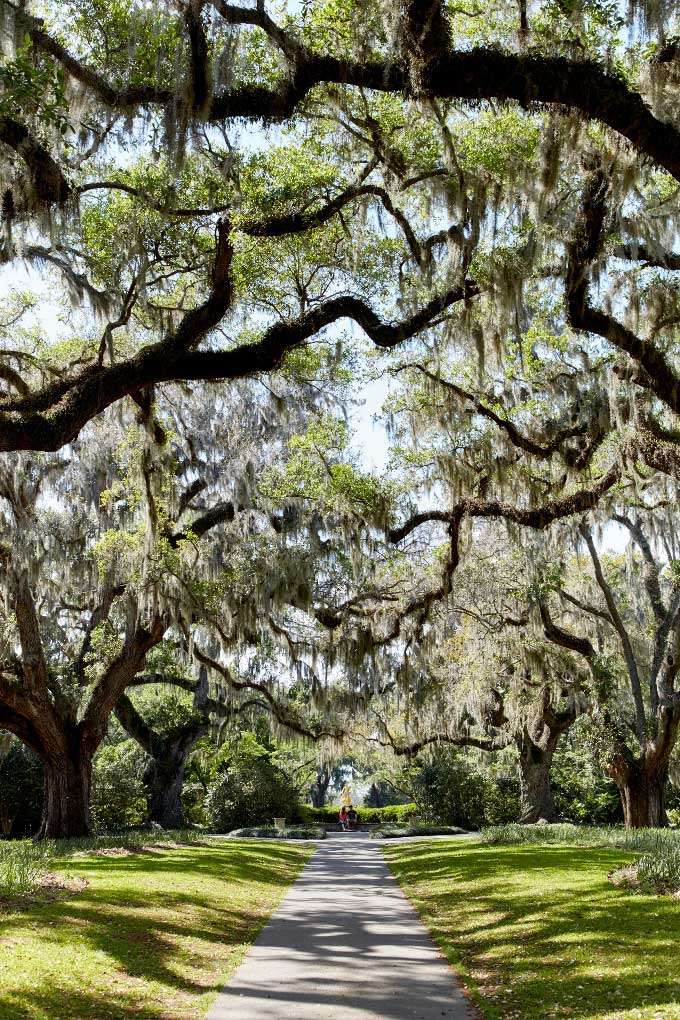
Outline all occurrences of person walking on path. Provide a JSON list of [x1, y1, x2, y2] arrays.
[[339, 805, 348, 830], [347, 805, 358, 830]]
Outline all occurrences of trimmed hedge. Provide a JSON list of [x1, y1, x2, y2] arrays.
[[299, 803, 418, 824]]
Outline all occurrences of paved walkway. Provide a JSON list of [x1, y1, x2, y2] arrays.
[[208, 833, 473, 1020]]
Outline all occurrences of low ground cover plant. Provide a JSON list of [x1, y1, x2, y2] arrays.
[[375, 825, 468, 838], [0, 840, 53, 897], [227, 825, 325, 840], [634, 844, 680, 893], [484, 823, 680, 895], [481, 822, 680, 853], [0, 829, 207, 900], [50, 828, 205, 854]]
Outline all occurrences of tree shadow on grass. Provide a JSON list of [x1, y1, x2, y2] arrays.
[[61, 841, 305, 886], [0, 986, 178, 1020], [0, 842, 309, 1020], [388, 843, 680, 1018]]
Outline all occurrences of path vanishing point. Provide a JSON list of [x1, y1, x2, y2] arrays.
[[207, 832, 473, 1020]]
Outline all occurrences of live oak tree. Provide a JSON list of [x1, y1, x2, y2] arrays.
[[0, 387, 336, 837], [536, 514, 680, 828], [0, 0, 678, 464], [0, 437, 166, 838], [357, 545, 588, 823], [113, 665, 244, 829], [368, 161, 680, 825], [0, 360, 408, 837]]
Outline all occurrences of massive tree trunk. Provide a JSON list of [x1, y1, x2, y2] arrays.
[[517, 735, 557, 823], [608, 711, 679, 828], [146, 748, 189, 829], [38, 744, 93, 839], [115, 690, 208, 829], [514, 691, 579, 824], [610, 754, 671, 828]]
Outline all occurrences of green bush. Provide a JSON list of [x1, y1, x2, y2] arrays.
[[375, 824, 468, 838], [227, 825, 325, 840], [635, 846, 680, 893], [206, 740, 299, 833], [298, 803, 417, 824], [551, 719, 622, 824], [90, 741, 148, 833], [414, 748, 519, 829]]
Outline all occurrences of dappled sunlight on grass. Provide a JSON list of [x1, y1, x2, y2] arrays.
[[384, 840, 680, 1020], [0, 841, 312, 1020]]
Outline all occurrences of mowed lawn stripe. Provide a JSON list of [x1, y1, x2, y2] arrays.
[[383, 839, 680, 1020], [0, 841, 313, 1020]]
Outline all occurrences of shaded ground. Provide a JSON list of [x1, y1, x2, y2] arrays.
[[209, 832, 473, 1019], [0, 841, 312, 1020], [384, 839, 680, 1020]]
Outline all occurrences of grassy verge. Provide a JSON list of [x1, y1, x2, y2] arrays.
[[0, 831, 205, 898], [0, 840, 312, 1019], [384, 838, 680, 1019]]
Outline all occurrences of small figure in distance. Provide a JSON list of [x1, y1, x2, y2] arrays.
[[347, 805, 358, 831], [339, 805, 348, 831]]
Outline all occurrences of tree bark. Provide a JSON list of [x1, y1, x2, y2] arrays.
[[611, 756, 670, 828], [517, 734, 557, 823], [38, 746, 93, 839], [146, 749, 188, 829], [114, 688, 210, 829]]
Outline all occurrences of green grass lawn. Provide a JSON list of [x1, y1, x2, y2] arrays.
[[0, 840, 312, 1020], [384, 839, 680, 1020]]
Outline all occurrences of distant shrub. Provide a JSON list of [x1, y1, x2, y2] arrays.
[[375, 825, 468, 839], [228, 826, 325, 840], [413, 749, 519, 829], [0, 741, 43, 837], [90, 741, 147, 833], [206, 747, 299, 833], [363, 782, 411, 808], [551, 719, 622, 824]]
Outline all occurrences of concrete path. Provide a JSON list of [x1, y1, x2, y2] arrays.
[[207, 833, 473, 1020]]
